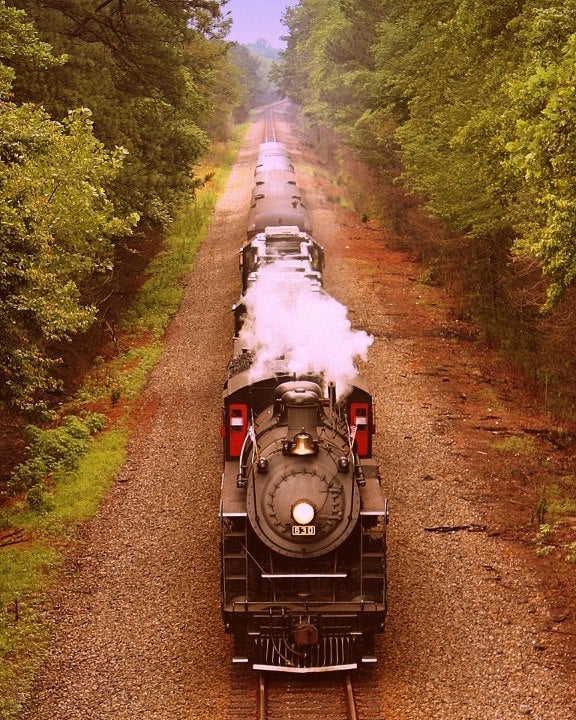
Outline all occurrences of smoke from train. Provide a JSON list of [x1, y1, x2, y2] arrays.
[[238, 263, 374, 399]]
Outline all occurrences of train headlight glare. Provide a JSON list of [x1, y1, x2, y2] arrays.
[[292, 500, 315, 525]]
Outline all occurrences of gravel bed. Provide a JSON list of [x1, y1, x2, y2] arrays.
[[20, 105, 575, 720], [20, 120, 263, 720]]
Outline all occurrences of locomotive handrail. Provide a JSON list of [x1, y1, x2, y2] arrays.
[[241, 540, 273, 584], [237, 422, 256, 486]]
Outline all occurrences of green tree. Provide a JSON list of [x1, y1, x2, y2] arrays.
[[503, 10, 576, 307], [273, 0, 576, 405], [8, 0, 233, 222], [0, 2, 137, 410], [0, 1, 57, 95], [228, 43, 279, 121], [273, 0, 392, 153], [272, 0, 342, 122]]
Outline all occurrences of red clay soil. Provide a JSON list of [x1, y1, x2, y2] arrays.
[[322, 205, 576, 671]]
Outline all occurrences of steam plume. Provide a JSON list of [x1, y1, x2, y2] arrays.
[[238, 264, 373, 397]]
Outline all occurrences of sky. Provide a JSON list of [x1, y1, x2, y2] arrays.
[[223, 0, 299, 48]]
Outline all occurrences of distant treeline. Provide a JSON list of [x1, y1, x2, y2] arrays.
[[0, 0, 272, 413], [273, 0, 576, 415]]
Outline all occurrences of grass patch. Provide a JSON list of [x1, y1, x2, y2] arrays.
[[297, 164, 321, 177], [490, 436, 576, 563], [491, 434, 537, 455], [0, 430, 127, 718], [0, 545, 59, 720], [534, 476, 576, 562], [415, 260, 442, 288], [77, 344, 164, 407], [0, 129, 244, 718], [9, 429, 128, 533], [536, 476, 576, 521], [546, 478, 576, 517]]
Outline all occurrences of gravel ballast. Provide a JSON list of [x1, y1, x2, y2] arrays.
[[21, 105, 575, 720]]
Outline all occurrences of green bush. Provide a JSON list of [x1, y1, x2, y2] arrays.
[[9, 413, 106, 494], [26, 484, 54, 513]]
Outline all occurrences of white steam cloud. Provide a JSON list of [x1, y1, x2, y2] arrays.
[[238, 264, 373, 398]]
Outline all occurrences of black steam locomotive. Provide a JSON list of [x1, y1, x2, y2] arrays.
[[220, 134, 388, 673]]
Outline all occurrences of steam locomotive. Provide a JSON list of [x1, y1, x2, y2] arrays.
[[220, 134, 388, 673]]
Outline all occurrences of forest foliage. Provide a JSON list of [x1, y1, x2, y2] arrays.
[[0, 0, 250, 413], [227, 40, 281, 121], [273, 0, 576, 413], [4, 0, 576, 417]]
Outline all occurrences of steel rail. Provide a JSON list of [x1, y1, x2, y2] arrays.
[[345, 672, 358, 720], [264, 110, 276, 142], [258, 672, 267, 720], [254, 670, 362, 720]]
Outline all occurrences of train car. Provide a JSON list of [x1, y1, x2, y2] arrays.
[[220, 367, 388, 672], [248, 142, 312, 237], [255, 141, 293, 170], [239, 225, 325, 293], [247, 184, 312, 237], [252, 169, 298, 207]]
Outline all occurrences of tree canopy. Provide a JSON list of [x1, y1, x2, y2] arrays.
[[0, 0, 242, 411], [8, 0, 234, 220], [274, 0, 576, 308], [228, 42, 281, 121]]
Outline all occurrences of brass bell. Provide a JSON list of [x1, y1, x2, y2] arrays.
[[291, 429, 315, 456]]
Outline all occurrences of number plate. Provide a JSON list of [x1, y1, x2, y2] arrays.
[[292, 525, 316, 536]]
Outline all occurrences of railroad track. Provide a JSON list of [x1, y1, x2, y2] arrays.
[[264, 108, 277, 142], [229, 669, 385, 720]]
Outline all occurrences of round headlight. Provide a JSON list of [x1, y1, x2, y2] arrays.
[[292, 500, 315, 525]]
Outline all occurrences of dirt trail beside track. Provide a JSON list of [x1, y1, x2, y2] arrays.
[[21, 103, 575, 720]]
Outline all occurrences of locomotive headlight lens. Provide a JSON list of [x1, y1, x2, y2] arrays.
[[292, 500, 315, 525]]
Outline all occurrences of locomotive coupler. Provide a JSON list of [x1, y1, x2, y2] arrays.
[[293, 621, 319, 647]]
